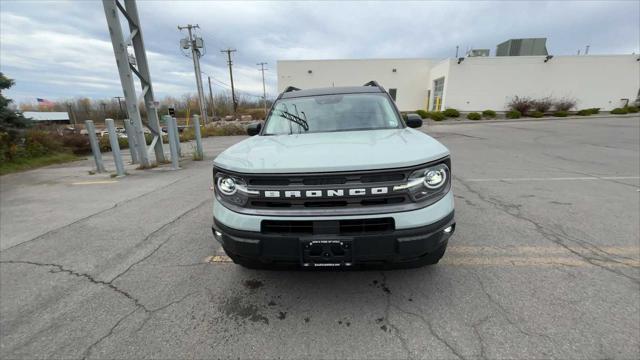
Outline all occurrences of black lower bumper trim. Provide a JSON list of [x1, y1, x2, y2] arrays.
[[212, 211, 455, 265]]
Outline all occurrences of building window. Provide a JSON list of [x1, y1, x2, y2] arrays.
[[389, 88, 397, 101], [432, 77, 445, 111]]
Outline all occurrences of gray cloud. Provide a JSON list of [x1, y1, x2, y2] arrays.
[[1, 0, 638, 103]]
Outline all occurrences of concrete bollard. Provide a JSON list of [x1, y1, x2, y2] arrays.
[[192, 115, 204, 160], [171, 117, 182, 157], [123, 119, 139, 164], [105, 119, 126, 177], [164, 115, 180, 170], [85, 120, 106, 173]]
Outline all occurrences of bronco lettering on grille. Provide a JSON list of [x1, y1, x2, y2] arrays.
[[263, 187, 389, 198]]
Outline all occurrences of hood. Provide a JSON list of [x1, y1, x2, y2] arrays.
[[213, 128, 449, 173]]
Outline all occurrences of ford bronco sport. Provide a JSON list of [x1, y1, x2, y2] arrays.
[[212, 81, 455, 268]]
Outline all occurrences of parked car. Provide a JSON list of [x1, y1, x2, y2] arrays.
[[212, 81, 455, 269]]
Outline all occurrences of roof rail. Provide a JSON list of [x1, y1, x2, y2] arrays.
[[363, 80, 386, 92], [283, 86, 301, 93]]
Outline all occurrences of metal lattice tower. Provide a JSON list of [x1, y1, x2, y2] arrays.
[[102, 0, 165, 167]]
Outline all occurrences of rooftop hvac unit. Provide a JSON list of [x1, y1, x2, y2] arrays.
[[468, 49, 490, 57]]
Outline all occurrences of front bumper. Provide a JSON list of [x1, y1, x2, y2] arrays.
[[212, 211, 455, 266]]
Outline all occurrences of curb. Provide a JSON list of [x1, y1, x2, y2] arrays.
[[422, 114, 639, 126]]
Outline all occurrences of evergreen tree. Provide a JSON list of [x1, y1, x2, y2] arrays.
[[0, 72, 31, 135]]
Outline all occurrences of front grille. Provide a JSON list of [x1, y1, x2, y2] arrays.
[[242, 167, 415, 210], [261, 218, 395, 235], [249, 196, 405, 209], [262, 220, 313, 234]]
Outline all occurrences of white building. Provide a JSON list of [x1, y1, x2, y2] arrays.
[[22, 111, 71, 123], [277, 55, 639, 112]]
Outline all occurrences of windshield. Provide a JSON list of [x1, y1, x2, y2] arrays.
[[262, 93, 402, 135]]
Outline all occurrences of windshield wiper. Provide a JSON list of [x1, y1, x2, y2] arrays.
[[278, 110, 309, 132]]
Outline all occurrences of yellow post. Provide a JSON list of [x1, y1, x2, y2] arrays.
[[435, 96, 441, 111]]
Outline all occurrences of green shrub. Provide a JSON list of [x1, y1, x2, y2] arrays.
[[610, 108, 628, 115], [442, 108, 460, 118], [466, 112, 481, 120], [588, 108, 600, 114], [429, 112, 446, 121], [482, 110, 496, 118], [626, 106, 639, 113], [98, 135, 129, 152], [506, 110, 521, 119], [415, 110, 429, 119], [61, 133, 92, 155], [553, 110, 569, 117], [203, 123, 246, 136], [24, 130, 63, 157], [529, 111, 544, 118], [576, 109, 592, 116]]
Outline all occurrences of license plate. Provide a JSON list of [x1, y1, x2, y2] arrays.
[[300, 239, 354, 267]]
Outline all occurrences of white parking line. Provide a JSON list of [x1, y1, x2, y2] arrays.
[[462, 176, 640, 182]]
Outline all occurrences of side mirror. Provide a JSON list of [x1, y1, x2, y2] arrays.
[[247, 122, 262, 136], [405, 113, 423, 128]]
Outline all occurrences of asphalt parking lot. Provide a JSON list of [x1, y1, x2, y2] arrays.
[[1, 116, 639, 359]]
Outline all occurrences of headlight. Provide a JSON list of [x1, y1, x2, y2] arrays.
[[424, 168, 447, 189], [395, 163, 450, 202], [217, 176, 237, 195], [214, 171, 252, 206]]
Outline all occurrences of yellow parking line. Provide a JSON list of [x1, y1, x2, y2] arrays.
[[72, 180, 119, 185], [203, 246, 640, 267]]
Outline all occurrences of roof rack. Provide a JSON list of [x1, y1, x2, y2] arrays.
[[363, 80, 386, 92], [283, 86, 301, 93]]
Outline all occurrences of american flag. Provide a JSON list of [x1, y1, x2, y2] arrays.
[[37, 98, 54, 106]]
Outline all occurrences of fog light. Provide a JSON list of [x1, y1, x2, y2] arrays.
[[443, 226, 452, 234], [214, 230, 222, 238]]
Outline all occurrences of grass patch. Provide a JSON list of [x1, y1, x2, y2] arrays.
[[0, 152, 83, 175]]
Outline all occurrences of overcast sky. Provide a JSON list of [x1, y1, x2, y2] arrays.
[[1, 0, 638, 104]]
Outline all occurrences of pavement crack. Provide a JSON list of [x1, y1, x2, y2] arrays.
[[108, 199, 209, 283], [471, 315, 490, 360], [380, 272, 412, 359], [1, 177, 188, 254], [0, 260, 149, 311], [455, 176, 640, 285], [390, 303, 464, 360], [135, 292, 198, 333], [469, 270, 553, 343], [80, 308, 140, 360]]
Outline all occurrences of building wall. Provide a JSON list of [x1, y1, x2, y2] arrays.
[[277, 59, 433, 111], [278, 55, 640, 112], [444, 55, 639, 111]]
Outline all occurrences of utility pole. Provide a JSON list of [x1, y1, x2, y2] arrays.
[[102, 0, 165, 166], [221, 48, 238, 114], [179, 24, 208, 124], [66, 103, 76, 127], [257, 62, 268, 118], [207, 75, 215, 119], [114, 96, 125, 121], [455, 45, 459, 58]]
